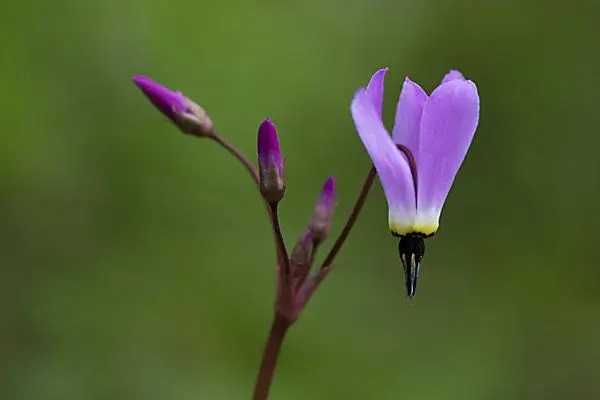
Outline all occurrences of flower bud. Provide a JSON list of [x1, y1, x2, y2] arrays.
[[257, 119, 285, 203], [308, 177, 336, 242], [132, 75, 213, 136], [290, 230, 313, 287]]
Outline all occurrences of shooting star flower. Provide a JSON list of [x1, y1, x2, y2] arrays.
[[350, 68, 480, 297]]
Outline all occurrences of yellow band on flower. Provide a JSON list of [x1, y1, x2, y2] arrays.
[[389, 221, 438, 237]]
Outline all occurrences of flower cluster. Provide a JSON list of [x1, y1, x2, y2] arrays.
[[132, 75, 361, 324], [255, 118, 340, 322], [132, 68, 479, 399]]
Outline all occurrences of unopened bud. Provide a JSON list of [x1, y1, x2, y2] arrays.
[[308, 177, 336, 242], [290, 230, 313, 287], [132, 75, 213, 136], [257, 119, 285, 203]]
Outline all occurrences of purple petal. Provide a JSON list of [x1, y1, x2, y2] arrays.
[[391, 78, 428, 164], [132, 75, 188, 122], [257, 119, 285, 203], [364, 68, 388, 118], [441, 70, 465, 84], [257, 119, 283, 170], [351, 88, 416, 233], [415, 79, 480, 229]]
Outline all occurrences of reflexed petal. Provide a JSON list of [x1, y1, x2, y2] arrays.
[[441, 69, 465, 84], [364, 68, 388, 118], [351, 88, 416, 233], [415, 79, 479, 230], [391, 78, 428, 163]]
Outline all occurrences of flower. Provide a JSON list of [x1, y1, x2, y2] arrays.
[[257, 119, 286, 203], [350, 68, 479, 297], [132, 75, 213, 136], [308, 176, 336, 243]]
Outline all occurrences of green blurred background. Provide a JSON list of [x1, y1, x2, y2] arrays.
[[2, 0, 599, 398]]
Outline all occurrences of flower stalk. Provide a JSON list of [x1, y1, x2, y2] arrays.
[[251, 314, 291, 400], [133, 75, 379, 400]]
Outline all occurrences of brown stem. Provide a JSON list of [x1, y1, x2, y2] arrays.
[[309, 242, 320, 268], [252, 314, 291, 400], [199, 129, 294, 399], [320, 166, 376, 269], [209, 130, 259, 184], [270, 203, 289, 275], [208, 130, 289, 267], [294, 167, 376, 309]]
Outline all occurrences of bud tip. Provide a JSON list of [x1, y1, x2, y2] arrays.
[[320, 176, 336, 207], [257, 118, 285, 203], [132, 74, 212, 136], [257, 118, 282, 168], [308, 176, 337, 242]]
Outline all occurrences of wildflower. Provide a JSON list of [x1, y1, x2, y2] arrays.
[[257, 119, 286, 203], [132, 75, 213, 136], [308, 177, 336, 243], [350, 68, 480, 297]]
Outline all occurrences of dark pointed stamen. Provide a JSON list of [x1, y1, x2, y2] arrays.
[[398, 234, 425, 298]]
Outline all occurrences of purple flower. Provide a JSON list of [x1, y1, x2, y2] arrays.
[[257, 119, 286, 203], [350, 68, 479, 297], [308, 176, 336, 242], [132, 75, 213, 136]]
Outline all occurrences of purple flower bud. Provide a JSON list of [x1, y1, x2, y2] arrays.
[[132, 75, 213, 136], [308, 177, 336, 242], [257, 119, 285, 203], [290, 230, 314, 288]]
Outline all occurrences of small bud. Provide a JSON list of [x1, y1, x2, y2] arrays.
[[132, 75, 213, 136], [308, 177, 336, 242], [290, 230, 313, 287], [257, 119, 285, 203]]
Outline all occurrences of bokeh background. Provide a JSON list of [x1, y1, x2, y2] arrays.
[[2, 0, 599, 398]]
